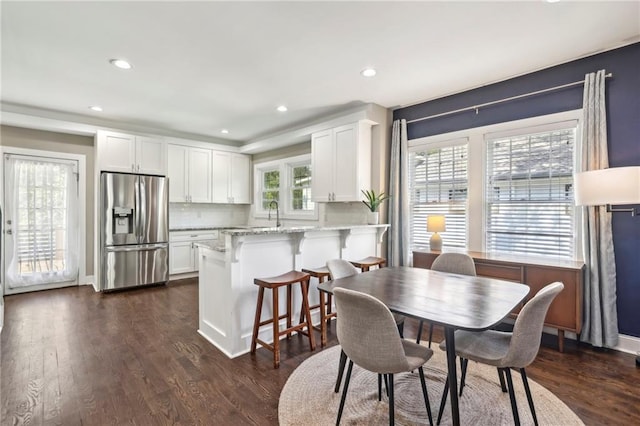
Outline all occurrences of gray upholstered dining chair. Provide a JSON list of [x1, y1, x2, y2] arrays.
[[333, 287, 434, 426], [417, 252, 477, 346], [436, 282, 564, 426], [326, 259, 406, 394]]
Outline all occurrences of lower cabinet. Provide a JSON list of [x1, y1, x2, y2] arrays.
[[413, 250, 585, 352], [170, 231, 218, 275]]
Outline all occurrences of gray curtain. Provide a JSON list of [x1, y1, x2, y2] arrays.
[[580, 69, 618, 348], [387, 119, 410, 266]]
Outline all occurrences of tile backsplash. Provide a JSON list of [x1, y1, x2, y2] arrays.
[[170, 201, 373, 229], [170, 203, 250, 229]]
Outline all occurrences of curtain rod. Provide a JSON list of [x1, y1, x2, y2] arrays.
[[406, 72, 613, 124]]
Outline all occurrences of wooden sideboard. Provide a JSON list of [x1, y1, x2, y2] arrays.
[[413, 250, 585, 352]]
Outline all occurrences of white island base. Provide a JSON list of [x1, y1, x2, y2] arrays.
[[197, 225, 388, 358]]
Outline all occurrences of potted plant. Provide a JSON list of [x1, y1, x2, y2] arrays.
[[361, 189, 390, 224]]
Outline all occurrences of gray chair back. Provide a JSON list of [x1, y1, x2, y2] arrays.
[[327, 259, 360, 280], [503, 282, 564, 368], [431, 252, 477, 276], [333, 287, 410, 374]]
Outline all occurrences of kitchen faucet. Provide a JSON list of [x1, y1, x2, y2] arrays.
[[268, 200, 281, 227]]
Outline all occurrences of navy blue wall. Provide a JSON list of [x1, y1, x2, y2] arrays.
[[394, 43, 640, 338]]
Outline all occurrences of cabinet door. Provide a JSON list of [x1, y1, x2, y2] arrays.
[[97, 131, 136, 173], [167, 144, 189, 203], [136, 136, 166, 175], [333, 123, 360, 201], [212, 151, 230, 203], [169, 241, 196, 274], [188, 148, 212, 203], [230, 154, 251, 204], [311, 129, 334, 202]]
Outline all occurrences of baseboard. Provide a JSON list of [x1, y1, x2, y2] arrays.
[[616, 334, 640, 356], [0, 299, 4, 332]]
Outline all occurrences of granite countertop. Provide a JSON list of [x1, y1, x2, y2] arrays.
[[194, 241, 226, 252], [169, 226, 230, 232], [218, 224, 389, 236]]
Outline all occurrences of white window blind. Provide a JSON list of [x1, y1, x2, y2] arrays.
[[409, 143, 468, 250], [485, 126, 576, 258]]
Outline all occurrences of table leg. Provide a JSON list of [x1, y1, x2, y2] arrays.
[[444, 326, 460, 426]]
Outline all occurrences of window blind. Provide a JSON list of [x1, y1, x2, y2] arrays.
[[485, 127, 576, 258], [409, 143, 468, 249]]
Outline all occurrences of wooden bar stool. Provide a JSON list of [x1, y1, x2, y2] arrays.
[[350, 256, 386, 272], [300, 266, 336, 347], [250, 270, 315, 368]]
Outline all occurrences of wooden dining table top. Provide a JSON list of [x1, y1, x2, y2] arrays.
[[318, 266, 530, 331]]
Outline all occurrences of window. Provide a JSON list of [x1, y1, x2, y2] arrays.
[[409, 141, 468, 250], [485, 125, 576, 258], [255, 154, 317, 219], [261, 168, 280, 210]]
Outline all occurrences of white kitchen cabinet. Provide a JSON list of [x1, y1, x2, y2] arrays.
[[96, 130, 165, 175], [169, 230, 218, 274], [167, 144, 212, 203], [311, 121, 372, 202], [212, 151, 251, 204]]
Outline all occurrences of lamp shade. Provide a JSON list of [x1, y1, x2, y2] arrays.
[[574, 166, 640, 206], [427, 215, 446, 232]]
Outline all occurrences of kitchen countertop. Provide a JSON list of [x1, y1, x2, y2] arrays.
[[218, 223, 389, 236], [170, 224, 389, 234]]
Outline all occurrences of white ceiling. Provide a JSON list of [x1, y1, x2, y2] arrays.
[[2, 1, 639, 146]]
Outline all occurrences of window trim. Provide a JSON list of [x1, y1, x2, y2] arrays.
[[253, 154, 318, 221], [408, 109, 583, 260]]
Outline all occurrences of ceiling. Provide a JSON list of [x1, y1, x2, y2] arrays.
[[2, 1, 639, 147]]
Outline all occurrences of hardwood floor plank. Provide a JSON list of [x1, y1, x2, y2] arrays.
[[1, 280, 638, 425]]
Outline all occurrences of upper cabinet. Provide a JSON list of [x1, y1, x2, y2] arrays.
[[212, 152, 251, 204], [311, 121, 372, 202], [167, 144, 212, 203], [96, 130, 166, 175]]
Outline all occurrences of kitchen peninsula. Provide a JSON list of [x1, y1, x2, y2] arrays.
[[197, 224, 388, 358]]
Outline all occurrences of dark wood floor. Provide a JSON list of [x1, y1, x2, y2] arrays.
[[1, 279, 638, 425]]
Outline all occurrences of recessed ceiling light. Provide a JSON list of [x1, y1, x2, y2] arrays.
[[110, 59, 132, 70], [277, 105, 288, 112], [546, 0, 560, 3], [221, 129, 229, 134], [361, 68, 377, 77], [89, 105, 103, 112]]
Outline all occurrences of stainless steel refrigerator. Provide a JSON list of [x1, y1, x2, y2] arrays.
[[100, 172, 169, 291]]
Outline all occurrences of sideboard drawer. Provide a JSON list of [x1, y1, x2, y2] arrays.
[[475, 261, 523, 282]]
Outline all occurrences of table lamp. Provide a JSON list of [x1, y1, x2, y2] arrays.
[[427, 215, 446, 251]]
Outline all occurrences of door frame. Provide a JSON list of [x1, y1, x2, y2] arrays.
[[1, 146, 87, 295]]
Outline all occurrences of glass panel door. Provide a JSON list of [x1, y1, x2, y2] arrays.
[[3, 153, 79, 294]]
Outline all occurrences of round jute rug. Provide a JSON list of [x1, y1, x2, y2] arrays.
[[279, 345, 583, 425]]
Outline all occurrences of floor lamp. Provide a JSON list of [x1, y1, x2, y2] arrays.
[[574, 166, 640, 367]]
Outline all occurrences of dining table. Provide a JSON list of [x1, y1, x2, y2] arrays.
[[318, 266, 530, 426]]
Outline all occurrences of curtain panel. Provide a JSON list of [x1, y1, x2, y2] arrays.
[[580, 69, 618, 348], [387, 119, 410, 266]]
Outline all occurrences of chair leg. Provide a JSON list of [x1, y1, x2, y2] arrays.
[[378, 374, 382, 401], [459, 358, 468, 396], [336, 360, 354, 426], [250, 287, 265, 353], [396, 321, 404, 338], [437, 377, 449, 426], [388, 374, 395, 426], [428, 323, 434, 348], [520, 368, 538, 426], [418, 367, 434, 426], [416, 320, 424, 344], [498, 368, 508, 392], [334, 349, 348, 393], [503, 368, 521, 426], [272, 288, 280, 368]]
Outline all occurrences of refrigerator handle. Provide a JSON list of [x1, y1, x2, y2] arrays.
[[134, 177, 141, 243], [139, 177, 147, 242]]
